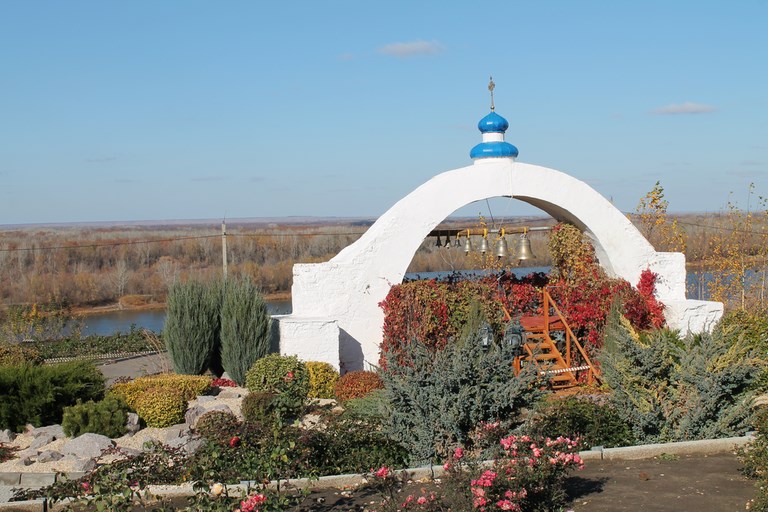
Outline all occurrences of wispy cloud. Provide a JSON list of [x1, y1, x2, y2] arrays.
[[651, 102, 716, 115], [191, 176, 226, 182], [249, 176, 266, 183], [726, 169, 767, 178], [741, 160, 764, 166], [378, 40, 442, 58], [586, 177, 645, 187], [338, 52, 355, 61]]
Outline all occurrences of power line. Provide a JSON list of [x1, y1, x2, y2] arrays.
[[0, 234, 220, 253], [675, 219, 768, 236], [0, 231, 369, 254], [1, 216, 766, 255], [621, 211, 768, 236]]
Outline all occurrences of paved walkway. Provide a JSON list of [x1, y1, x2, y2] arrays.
[[97, 352, 172, 385]]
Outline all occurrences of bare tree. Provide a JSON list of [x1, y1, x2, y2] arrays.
[[111, 259, 131, 304], [156, 256, 179, 291]]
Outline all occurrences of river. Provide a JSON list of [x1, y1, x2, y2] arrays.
[[78, 268, 551, 336], [78, 266, 727, 336], [79, 299, 292, 336]]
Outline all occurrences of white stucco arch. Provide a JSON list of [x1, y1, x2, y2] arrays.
[[277, 157, 723, 371]]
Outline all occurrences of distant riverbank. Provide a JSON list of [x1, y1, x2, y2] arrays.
[[72, 291, 292, 317], [77, 296, 293, 336]]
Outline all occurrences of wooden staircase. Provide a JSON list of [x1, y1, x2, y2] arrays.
[[508, 289, 600, 390]]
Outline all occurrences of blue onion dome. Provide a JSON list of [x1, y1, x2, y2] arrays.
[[470, 109, 519, 160], [470, 140, 519, 159], [477, 111, 509, 133]]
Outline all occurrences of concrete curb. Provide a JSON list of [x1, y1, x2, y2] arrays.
[[0, 434, 755, 511], [600, 434, 753, 461]]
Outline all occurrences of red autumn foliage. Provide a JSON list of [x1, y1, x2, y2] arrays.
[[548, 269, 664, 351], [211, 378, 238, 388], [379, 267, 665, 362], [379, 273, 547, 366], [334, 370, 384, 402]]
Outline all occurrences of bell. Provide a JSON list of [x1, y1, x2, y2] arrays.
[[479, 236, 489, 254], [515, 234, 535, 261], [454, 236, 461, 248], [494, 237, 508, 259], [444, 235, 452, 248], [463, 236, 472, 253], [435, 235, 442, 248]]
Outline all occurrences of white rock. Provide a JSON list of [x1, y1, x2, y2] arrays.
[[0, 429, 16, 443], [37, 450, 64, 463], [185, 404, 233, 429], [126, 413, 141, 435], [29, 433, 56, 450], [61, 433, 115, 459], [31, 424, 65, 440]]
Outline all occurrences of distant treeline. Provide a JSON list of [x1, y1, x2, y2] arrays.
[[1, 208, 767, 312]]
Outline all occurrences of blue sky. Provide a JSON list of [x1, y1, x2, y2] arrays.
[[1, 1, 766, 224]]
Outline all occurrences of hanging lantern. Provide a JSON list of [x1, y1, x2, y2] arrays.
[[480, 321, 493, 349]]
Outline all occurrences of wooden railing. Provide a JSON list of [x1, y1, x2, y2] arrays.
[[541, 288, 600, 385]]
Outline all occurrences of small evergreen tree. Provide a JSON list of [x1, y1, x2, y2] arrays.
[[670, 328, 761, 440], [381, 332, 543, 466], [598, 308, 676, 442], [599, 306, 763, 443], [164, 278, 222, 375], [220, 276, 272, 385]]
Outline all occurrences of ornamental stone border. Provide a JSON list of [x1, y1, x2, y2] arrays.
[[43, 350, 162, 365], [0, 434, 755, 511]]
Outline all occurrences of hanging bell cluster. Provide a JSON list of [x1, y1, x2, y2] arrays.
[[433, 227, 536, 262]]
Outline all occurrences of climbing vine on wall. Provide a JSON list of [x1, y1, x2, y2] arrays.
[[378, 274, 544, 366], [380, 223, 665, 362], [547, 223, 665, 350]]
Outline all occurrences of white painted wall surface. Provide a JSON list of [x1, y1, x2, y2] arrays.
[[274, 315, 340, 370], [283, 157, 723, 370]]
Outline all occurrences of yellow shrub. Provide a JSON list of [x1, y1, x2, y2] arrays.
[[136, 374, 211, 401], [108, 382, 143, 409], [306, 361, 339, 399], [108, 374, 211, 409], [133, 387, 187, 428]]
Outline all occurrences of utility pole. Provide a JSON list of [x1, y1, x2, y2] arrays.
[[221, 220, 228, 279]]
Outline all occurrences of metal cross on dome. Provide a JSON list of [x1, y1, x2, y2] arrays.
[[488, 76, 495, 111]]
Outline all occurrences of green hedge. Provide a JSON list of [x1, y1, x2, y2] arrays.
[[28, 327, 159, 360], [0, 360, 105, 432]]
